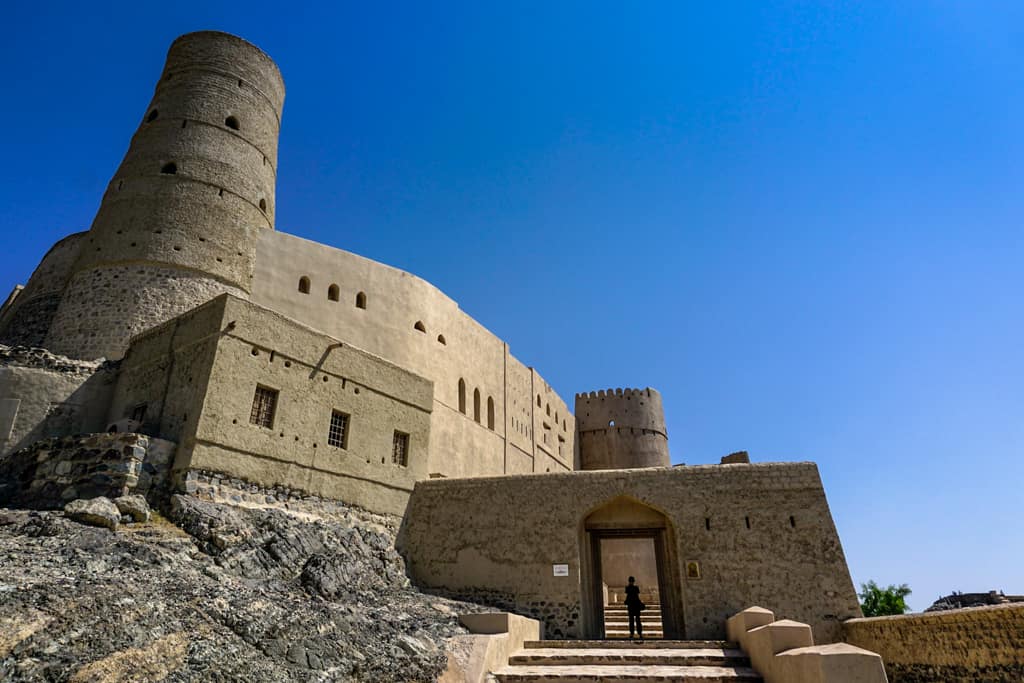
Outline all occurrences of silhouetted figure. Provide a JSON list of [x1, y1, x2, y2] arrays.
[[624, 576, 644, 640]]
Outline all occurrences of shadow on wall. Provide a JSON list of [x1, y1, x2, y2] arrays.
[[0, 363, 118, 458]]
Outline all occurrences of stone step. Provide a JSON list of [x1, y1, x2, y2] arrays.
[[604, 610, 662, 616], [604, 618, 663, 625], [523, 641, 737, 650], [509, 647, 750, 668], [493, 664, 761, 682]]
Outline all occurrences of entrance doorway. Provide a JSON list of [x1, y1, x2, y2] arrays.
[[579, 497, 683, 639]]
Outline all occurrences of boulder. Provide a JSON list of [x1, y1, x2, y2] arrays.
[[114, 494, 151, 523], [64, 497, 120, 530]]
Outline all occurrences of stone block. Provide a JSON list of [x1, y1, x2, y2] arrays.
[[114, 494, 151, 523], [774, 643, 888, 682], [727, 606, 775, 646], [745, 618, 814, 683], [64, 497, 120, 530]]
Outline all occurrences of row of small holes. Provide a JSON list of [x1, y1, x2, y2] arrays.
[[146, 108, 242, 133], [704, 516, 798, 530], [157, 162, 267, 214]]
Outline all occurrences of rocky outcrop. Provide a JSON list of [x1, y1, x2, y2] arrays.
[[0, 496, 485, 682]]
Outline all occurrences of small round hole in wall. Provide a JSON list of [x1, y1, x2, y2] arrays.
[[251, 348, 259, 356], [294, 436, 299, 441], [354, 387, 360, 394], [284, 361, 291, 368], [232, 419, 238, 424], [225, 115, 240, 130], [280, 432, 285, 438], [323, 376, 328, 382]]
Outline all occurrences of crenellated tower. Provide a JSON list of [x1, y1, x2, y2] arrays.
[[575, 387, 670, 469], [44, 31, 285, 360]]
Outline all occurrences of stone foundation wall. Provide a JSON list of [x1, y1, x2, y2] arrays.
[[843, 603, 1024, 682], [0, 432, 176, 508], [44, 264, 246, 361]]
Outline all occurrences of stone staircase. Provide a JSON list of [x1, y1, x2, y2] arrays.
[[492, 640, 762, 682], [603, 603, 664, 639]]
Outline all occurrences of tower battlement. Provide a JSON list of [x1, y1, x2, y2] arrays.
[[574, 386, 670, 469]]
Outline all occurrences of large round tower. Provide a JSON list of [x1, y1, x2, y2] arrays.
[[44, 31, 285, 360], [575, 387, 670, 470]]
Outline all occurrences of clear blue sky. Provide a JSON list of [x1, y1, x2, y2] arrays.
[[3, 2, 1022, 611]]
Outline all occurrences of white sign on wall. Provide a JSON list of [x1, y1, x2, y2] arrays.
[[552, 564, 569, 577]]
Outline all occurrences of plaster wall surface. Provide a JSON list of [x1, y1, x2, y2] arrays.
[[843, 603, 1024, 682], [400, 463, 860, 642], [249, 229, 575, 479], [46, 31, 284, 360], [0, 233, 85, 348], [576, 388, 669, 469], [600, 537, 659, 597], [0, 349, 117, 457], [112, 294, 433, 515]]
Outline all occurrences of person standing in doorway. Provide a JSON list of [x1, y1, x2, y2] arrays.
[[624, 576, 644, 641]]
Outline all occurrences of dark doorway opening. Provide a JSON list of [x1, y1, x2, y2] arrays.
[[580, 497, 683, 639]]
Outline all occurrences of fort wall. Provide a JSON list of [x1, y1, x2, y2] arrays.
[[843, 603, 1024, 682], [0, 346, 118, 457], [575, 387, 669, 469], [110, 294, 434, 515], [45, 31, 285, 360], [400, 462, 860, 642], [0, 233, 85, 348], [249, 230, 575, 479]]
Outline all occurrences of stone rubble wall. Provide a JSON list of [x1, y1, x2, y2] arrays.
[[843, 603, 1024, 682], [0, 432, 176, 509]]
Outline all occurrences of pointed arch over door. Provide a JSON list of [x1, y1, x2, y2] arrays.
[[579, 496, 684, 640]]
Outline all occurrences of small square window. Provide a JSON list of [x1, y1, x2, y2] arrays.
[[130, 403, 147, 423], [250, 385, 278, 428], [328, 410, 349, 449], [392, 431, 409, 467]]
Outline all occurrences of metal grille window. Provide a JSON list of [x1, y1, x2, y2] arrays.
[[328, 411, 349, 449], [392, 431, 409, 467], [249, 385, 278, 428]]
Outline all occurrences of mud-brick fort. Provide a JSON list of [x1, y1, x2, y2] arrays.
[[1, 31, 1020, 682]]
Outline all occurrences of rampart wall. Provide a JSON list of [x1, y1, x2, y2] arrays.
[[249, 229, 576, 479], [110, 294, 435, 515], [0, 233, 85, 348], [0, 346, 118, 457], [575, 387, 669, 469], [844, 604, 1024, 682], [400, 462, 860, 642]]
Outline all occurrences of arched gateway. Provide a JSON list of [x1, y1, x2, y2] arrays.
[[579, 496, 684, 639]]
